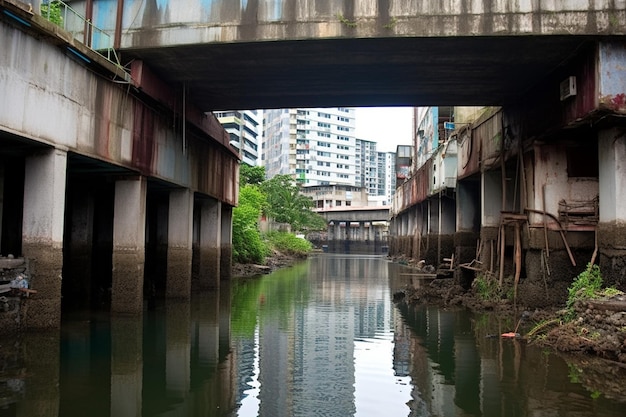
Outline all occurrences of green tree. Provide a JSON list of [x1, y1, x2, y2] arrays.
[[240, 164, 265, 186], [260, 175, 326, 233]]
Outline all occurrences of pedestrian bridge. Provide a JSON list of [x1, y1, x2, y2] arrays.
[[85, 0, 624, 109]]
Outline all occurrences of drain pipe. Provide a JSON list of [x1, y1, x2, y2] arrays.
[[114, 0, 124, 50], [182, 83, 187, 156]]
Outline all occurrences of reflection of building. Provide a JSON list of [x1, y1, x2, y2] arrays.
[[215, 110, 261, 166], [241, 256, 404, 416]]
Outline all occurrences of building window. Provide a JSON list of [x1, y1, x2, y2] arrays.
[[336, 200, 342, 206]]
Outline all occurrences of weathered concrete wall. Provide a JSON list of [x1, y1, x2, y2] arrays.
[[0, 17, 238, 205], [95, 0, 626, 48]]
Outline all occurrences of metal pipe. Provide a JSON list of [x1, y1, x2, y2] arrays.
[[114, 0, 124, 50]]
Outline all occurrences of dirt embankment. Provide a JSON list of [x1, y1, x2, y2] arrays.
[[392, 259, 626, 364], [231, 250, 309, 278]]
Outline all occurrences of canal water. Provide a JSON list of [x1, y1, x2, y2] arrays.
[[2, 254, 626, 416]]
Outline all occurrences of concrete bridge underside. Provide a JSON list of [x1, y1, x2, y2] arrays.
[[61, 0, 626, 110]]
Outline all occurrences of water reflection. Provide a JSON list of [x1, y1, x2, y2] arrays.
[[232, 255, 410, 417], [2, 255, 626, 417], [395, 304, 626, 416]]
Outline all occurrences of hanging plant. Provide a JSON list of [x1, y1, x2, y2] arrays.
[[41, 1, 63, 27]]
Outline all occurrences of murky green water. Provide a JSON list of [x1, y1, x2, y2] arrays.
[[2, 254, 626, 416]]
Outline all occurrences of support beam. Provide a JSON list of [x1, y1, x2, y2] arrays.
[[220, 204, 233, 281], [598, 128, 626, 283], [167, 189, 194, 298], [198, 199, 221, 290], [22, 148, 67, 329], [112, 176, 147, 314]]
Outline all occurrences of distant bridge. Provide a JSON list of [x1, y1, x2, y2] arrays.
[[315, 207, 390, 253]]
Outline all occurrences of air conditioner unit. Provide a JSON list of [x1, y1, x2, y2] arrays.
[[560, 76, 576, 101]]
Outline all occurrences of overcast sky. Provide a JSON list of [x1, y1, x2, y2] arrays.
[[354, 107, 414, 152]]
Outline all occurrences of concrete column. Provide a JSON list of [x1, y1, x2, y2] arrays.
[[22, 148, 67, 329], [111, 317, 143, 417], [65, 185, 94, 309], [167, 189, 194, 298], [198, 199, 221, 290], [359, 222, 365, 241], [598, 129, 626, 284], [220, 204, 233, 281], [112, 176, 147, 314], [0, 162, 4, 253]]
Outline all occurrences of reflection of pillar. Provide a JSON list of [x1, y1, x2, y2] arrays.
[[111, 317, 143, 417], [167, 189, 193, 299], [166, 301, 191, 395], [22, 148, 66, 328], [198, 199, 221, 290], [219, 283, 231, 361], [195, 290, 220, 366], [112, 177, 147, 314], [18, 333, 59, 417], [220, 205, 233, 281]]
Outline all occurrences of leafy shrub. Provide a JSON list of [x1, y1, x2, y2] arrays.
[[564, 263, 623, 321], [473, 274, 501, 301], [266, 231, 312, 256], [232, 185, 268, 264]]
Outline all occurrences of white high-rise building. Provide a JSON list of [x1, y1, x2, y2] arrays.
[[215, 110, 262, 166], [355, 139, 396, 205], [263, 108, 356, 185]]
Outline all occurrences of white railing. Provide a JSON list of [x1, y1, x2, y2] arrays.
[[40, 0, 124, 70]]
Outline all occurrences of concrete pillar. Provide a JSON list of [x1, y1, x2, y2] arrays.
[[598, 129, 626, 284], [359, 222, 365, 242], [198, 199, 221, 290], [167, 189, 194, 298], [22, 148, 67, 329], [111, 176, 147, 314], [220, 204, 233, 281], [111, 317, 143, 417], [0, 162, 4, 253], [65, 185, 94, 309]]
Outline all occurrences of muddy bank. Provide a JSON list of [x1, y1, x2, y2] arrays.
[[392, 259, 626, 364], [232, 250, 310, 278]]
